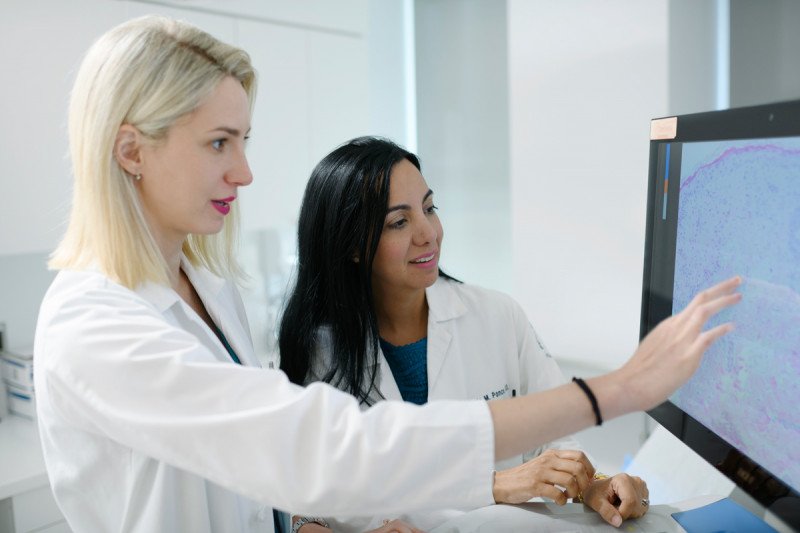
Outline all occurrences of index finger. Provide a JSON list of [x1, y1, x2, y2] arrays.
[[683, 276, 742, 313], [553, 449, 595, 478]]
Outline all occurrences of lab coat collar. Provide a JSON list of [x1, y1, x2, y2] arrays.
[[134, 256, 226, 313], [180, 256, 227, 298], [425, 276, 468, 323], [135, 256, 260, 368], [136, 279, 180, 313]]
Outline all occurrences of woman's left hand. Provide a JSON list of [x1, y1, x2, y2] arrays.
[[366, 519, 425, 533], [582, 473, 649, 528]]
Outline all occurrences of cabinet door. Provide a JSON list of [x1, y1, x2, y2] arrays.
[[237, 20, 312, 231], [31, 521, 72, 533], [123, 2, 236, 44], [307, 31, 370, 165], [0, 0, 128, 255], [128, 0, 368, 35], [13, 484, 65, 533], [236, 20, 370, 232]]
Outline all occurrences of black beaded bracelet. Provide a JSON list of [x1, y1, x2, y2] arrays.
[[573, 377, 603, 426]]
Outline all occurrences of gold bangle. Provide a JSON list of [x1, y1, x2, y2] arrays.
[[575, 472, 609, 503]]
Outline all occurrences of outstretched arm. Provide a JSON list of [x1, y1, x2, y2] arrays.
[[490, 275, 741, 460]]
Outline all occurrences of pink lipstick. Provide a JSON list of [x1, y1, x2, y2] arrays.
[[211, 196, 235, 215]]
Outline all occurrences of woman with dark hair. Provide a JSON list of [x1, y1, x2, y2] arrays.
[[280, 137, 438, 407], [281, 137, 658, 532]]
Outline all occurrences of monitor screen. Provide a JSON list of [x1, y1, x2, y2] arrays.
[[641, 100, 800, 530]]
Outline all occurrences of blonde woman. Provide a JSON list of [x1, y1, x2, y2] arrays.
[[35, 15, 740, 533]]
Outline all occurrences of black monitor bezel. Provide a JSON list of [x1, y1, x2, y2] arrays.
[[641, 99, 800, 530]]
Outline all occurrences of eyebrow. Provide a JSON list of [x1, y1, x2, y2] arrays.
[[386, 189, 434, 213], [207, 126, 252, 136]]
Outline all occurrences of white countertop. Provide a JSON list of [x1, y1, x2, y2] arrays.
[[0, 415, 48, 500]]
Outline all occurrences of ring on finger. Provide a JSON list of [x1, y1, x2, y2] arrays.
[[641, 498, 649, 507]]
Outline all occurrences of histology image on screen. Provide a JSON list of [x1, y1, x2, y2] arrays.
[[671, 137, 800, 492]]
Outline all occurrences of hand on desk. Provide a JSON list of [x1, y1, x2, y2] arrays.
[[492, 449, 594, 505], [365, 519, 425, 533], [582, 473, 649, 528], [491, 450, 650, 529]]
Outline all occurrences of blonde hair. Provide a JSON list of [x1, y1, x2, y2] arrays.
[[50, 16, 257, 288]]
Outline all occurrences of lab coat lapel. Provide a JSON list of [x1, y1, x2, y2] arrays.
[[425, 278, 467, 393], [135, 280, 230, 366], [377, 349, 403, 401], [181, 258, 259, 368], [426, 320, 452, 394]]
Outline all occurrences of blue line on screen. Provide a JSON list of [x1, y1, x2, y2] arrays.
[[663, 143, 671, 220]]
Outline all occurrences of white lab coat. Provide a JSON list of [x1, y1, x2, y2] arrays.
[[34, 259, 495, 533], [309, 277, 582, 532]]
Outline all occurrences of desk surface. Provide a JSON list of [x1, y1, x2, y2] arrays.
[[429, 497, 727, 533], [0, 415, 48, 500]]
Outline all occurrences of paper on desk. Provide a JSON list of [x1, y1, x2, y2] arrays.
[[430, 502, 684, 533]]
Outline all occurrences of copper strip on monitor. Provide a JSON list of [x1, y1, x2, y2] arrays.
[[650, 116, 678, 140]]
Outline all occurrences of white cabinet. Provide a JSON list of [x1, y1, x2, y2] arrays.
[[307, 31, 370, 165], [122, 1, 236, 43], [137, 0, 368, 35], [237, 20, 312, 231], [236, 19, 370, 232], [29, 523, 71, 533], [0, 416, 69, 533], [0, 0, 128, 255], [12, 485, 69, 533]]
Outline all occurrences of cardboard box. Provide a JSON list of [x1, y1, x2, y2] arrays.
[[1, 348, 34, 391], [7, 383, 35, 420], [0, 379, 8, 419]]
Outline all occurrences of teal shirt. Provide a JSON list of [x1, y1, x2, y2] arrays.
[[213, 324, 242, 365], [379, 337, 428, 405]]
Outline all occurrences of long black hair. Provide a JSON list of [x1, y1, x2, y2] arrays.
[[279, 136, 453, 404]]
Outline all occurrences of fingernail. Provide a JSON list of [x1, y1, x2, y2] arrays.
[[612, 515, 622, 527]]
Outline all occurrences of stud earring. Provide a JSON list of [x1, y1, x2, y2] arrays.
[[135, 173, 142, 181]]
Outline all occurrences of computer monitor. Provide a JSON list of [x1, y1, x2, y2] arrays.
[[641, 100, 800, 530]]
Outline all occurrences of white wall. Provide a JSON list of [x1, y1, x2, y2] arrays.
[[730, 0, 800, 107], [367, 0, 413, 145], [415, 0, 511, 292], [668, 0, 727, 115], [508, 0, 669, 369]]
